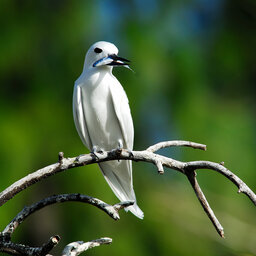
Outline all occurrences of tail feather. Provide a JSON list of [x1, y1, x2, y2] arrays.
[[98, 160, 144, 219]]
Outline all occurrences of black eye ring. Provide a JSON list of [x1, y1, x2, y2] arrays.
[[94, 47, 102, 53]]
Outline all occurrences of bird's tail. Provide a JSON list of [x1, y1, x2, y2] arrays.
[[98, 160, 144, 219]]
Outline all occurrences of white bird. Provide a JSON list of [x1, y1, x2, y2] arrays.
[[73, 41, 144, 219]]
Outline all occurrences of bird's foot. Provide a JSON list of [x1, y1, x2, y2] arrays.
[[90, 146, 104, 160], [126, 149, 134, 158], [116, 140, 124, 161], [117, 140, 123, 151]]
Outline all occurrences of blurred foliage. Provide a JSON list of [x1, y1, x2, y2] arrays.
[[0, 0, 256, 255]]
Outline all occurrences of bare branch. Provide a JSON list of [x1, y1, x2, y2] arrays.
[[0, 144, 185, 206], [185, 169, 224, 238], [2, 194, 133, 237], [0, 236, 60, 256], [0, 140, 255, 240], [146, 140, 207, 152], [62, 237, 112, 256]]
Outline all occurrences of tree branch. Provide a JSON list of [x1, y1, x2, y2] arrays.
[[0, 193, 132, 255], [185, 169, 224, 238], [2, 194, 134, 237], [0, 236, 60, 256], [0, 140, 255, 245], [0, 140, 204, 206], [185, 161, 256, 205], [61, 237, 112, 256]]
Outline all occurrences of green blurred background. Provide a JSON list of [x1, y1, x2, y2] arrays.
[[0, 0, 256, 255]]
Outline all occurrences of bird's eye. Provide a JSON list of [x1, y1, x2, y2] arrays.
[[94, 47, 102, 54]]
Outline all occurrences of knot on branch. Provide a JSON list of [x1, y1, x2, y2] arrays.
[[40, 235, 60, 255], [154, 159, 164, 174], [58, 152, 64, 165]]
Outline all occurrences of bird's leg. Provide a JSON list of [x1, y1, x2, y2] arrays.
[[117, 140, 123, 151], [116, 140, 133, 157], [91, 146, 100, 160], [115, 140, 124, 161]]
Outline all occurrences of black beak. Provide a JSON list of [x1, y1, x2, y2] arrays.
[[107, 54, 130, 66]]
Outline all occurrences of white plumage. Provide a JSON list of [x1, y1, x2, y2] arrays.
[[73, 41, 143, 219]]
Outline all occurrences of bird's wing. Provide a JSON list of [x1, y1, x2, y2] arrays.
[[109, 77, 134, 150], [73, 83, 92, 150]]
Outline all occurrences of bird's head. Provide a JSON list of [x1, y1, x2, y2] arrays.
[[83, 41, 130, 71]]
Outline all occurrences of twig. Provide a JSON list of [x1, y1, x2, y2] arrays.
[[62, 237, 112, 256], [185, 169, 224, 238], [154, 159, 164, 174], [58, 152, 64, 165], [146, 140, 207, 152]]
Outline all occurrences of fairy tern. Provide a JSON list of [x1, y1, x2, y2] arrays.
[[73, 41, 144, 219]]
